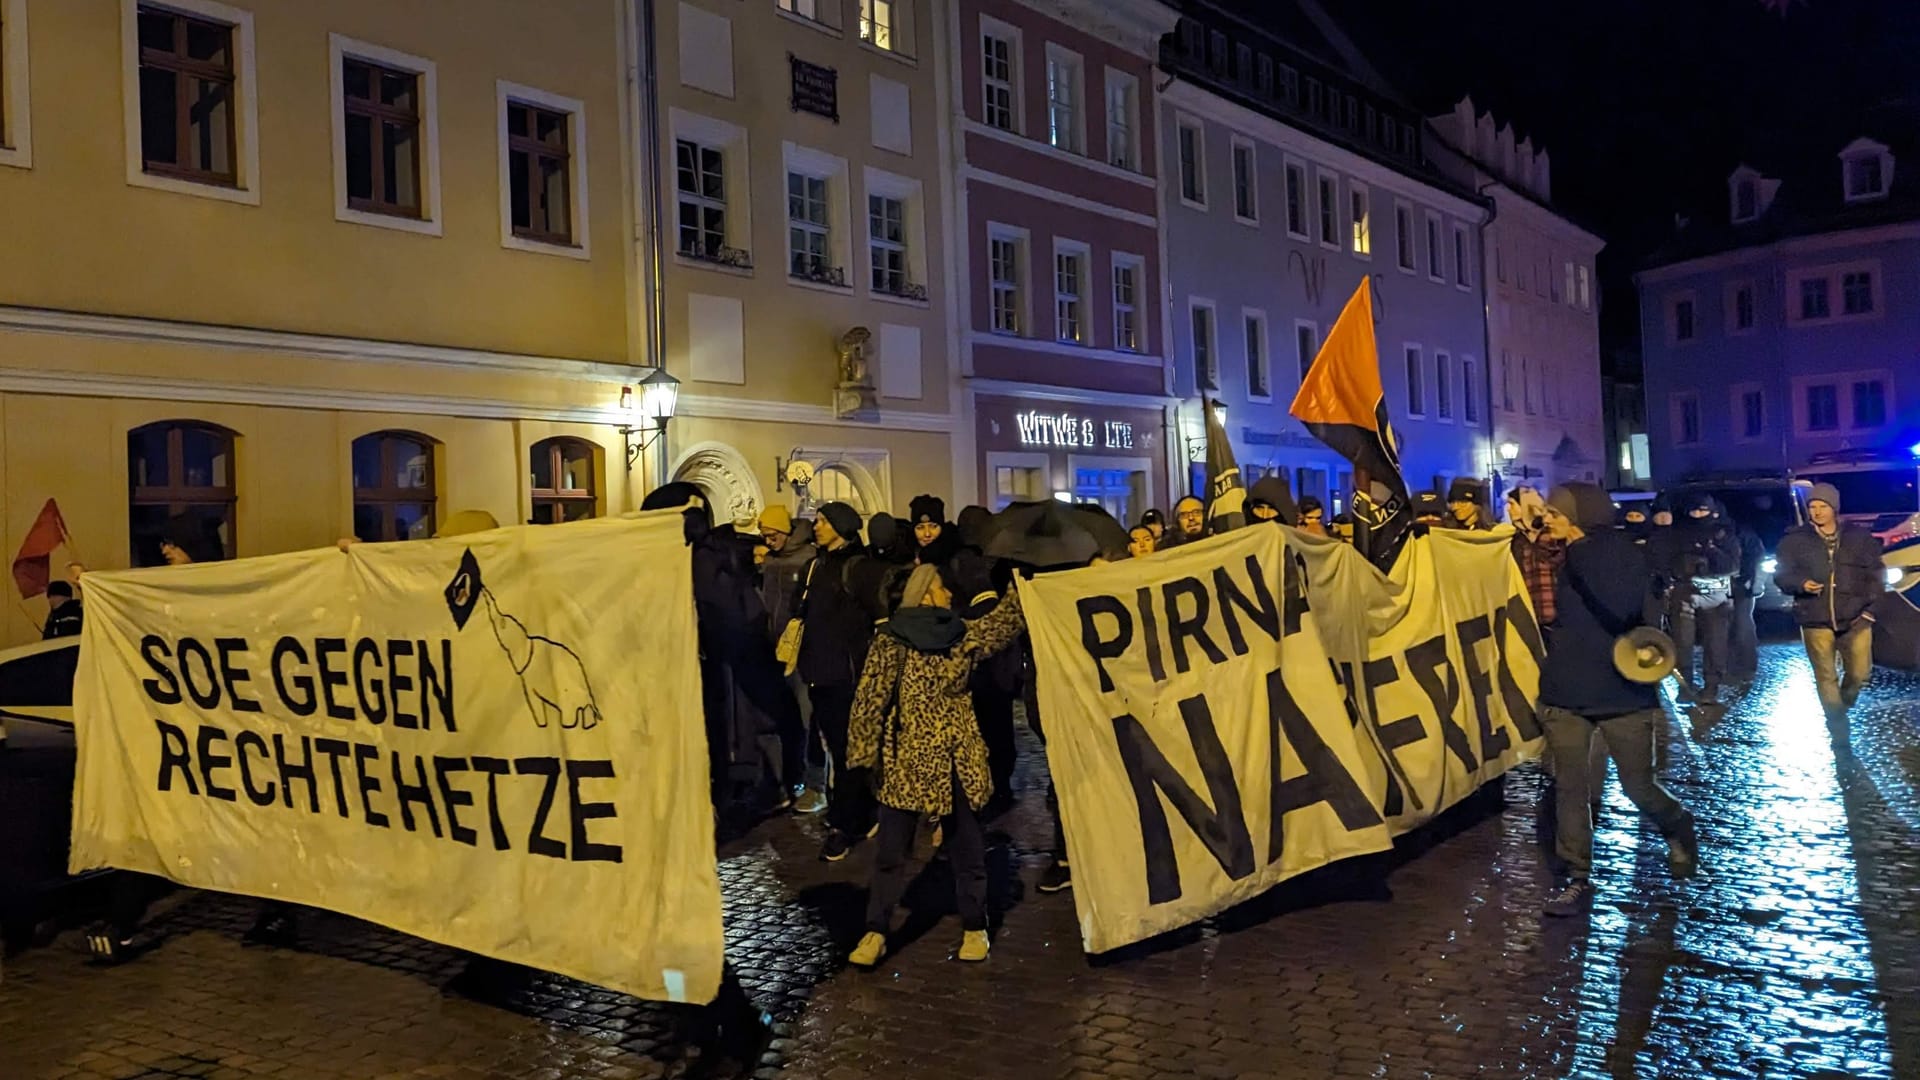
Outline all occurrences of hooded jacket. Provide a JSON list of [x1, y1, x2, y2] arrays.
[[794, 540, 877, 687], [1538, 484, 1658, 715]]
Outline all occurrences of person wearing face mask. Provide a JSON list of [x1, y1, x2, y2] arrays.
[[1410, 491, 1447, 530], [1446, 479, 1493, 531], [1775, 483, 1884, 753], [1665, 492, 1741, 702], [846, 564, 1027, 967], [1248, 475, 1299, 526], [1296, 496, 1328, 536]]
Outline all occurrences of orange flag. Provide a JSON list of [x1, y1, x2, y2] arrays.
[[13, 498, 70, 598]]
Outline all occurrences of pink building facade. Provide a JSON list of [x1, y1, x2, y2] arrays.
[[945, 0, 1181, 522]]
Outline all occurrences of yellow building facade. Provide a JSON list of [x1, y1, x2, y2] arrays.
[[0, 0, 959, 646]]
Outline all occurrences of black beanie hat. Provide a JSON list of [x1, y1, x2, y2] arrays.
[[909, 494, 946, 525], [818, 502, 863, 542]]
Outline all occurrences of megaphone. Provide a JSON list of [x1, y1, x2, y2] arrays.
[[1613, 626, 1677, 685]]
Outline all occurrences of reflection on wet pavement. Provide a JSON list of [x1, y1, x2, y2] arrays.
[[2, 642, 1918, 1079]]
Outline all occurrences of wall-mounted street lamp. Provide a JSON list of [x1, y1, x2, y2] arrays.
[[1497, 439, 1540, 482], [1498, 440, 1520, 464], [617, 367, 681, 476]]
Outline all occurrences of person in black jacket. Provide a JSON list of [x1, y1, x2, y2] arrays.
[[41, 580, 82, 639], [796, 502, 880, 860], [1725, 501, 1766, 685], [1535, 483, 1698, 918], [1664, 491, 1741, 701], [1773, 483, 1884, 750]]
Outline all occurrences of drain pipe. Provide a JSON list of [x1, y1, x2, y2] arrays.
[[636, 0, 670, 489], [1476, 181, 1501, 497]]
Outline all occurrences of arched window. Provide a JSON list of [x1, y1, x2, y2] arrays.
[[810, 464, 868, 515], [352, 431, 438, 542], [530, 437, 597, 523], [128, 421, 237, 566]]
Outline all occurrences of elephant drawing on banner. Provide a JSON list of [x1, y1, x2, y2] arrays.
[[444, 548, 603, 730]]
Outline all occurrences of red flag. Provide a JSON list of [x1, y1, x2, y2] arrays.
[[13, 498, 70, 598]]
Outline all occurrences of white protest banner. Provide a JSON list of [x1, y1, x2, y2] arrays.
[[69, 512, 723, 1004], [1019, 524, 1541, 953]]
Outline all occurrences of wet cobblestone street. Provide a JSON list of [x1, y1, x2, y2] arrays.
[[5, 641, 1920, 1079]]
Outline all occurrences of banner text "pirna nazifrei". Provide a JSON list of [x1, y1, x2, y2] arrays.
[[136, 634, 623, 863]]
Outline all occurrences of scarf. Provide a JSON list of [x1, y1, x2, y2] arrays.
[[885, 606, 966, 652]]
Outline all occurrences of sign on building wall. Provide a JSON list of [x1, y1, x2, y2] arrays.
[[789, 55, 839, 122], [1017, 410, 1134, 450]]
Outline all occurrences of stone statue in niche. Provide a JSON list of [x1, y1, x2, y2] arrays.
[[835, 326, 879, 421]]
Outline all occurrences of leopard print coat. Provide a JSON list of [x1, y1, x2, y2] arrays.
[[848, 591, 1026, 816]]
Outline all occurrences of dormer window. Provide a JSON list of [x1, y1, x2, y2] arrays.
[[1734, 179, 1757, 222], [1841, 138, 1893, 203], [1728, 165, 1773, 223]]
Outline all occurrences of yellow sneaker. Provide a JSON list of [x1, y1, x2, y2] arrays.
[[957, 929, 990, 962], [848, 931, 886, 968]]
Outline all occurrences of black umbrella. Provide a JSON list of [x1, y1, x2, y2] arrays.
[[0, 638, 78, 727], [984, 501, 1130, 568]]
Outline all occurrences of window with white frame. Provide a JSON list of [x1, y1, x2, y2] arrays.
[[1192, 302, 1218, 390], [1350, 184, 1371, 256], [1231, 136, 1257, 221], [1462, 356, 1479, 423], [779, 0, 822, 22], [1317, 173, 1338, 247], [1842, 142, 1890, 202], [1453, 224, 1470, 286], [865, 167, 923, 299], [500, 81, 589, 257], [1673, 393, 1701, 446], [1563, 261, 1576, 306], [329, 35, 441, 235], [1112, 255, 1143, 352], [787, 171, 832, 281], [124, 0, 260, 203], [1425, 214, 1443, 279], [1733, 384, 1764, 440], [1804, 382, 1840, 432], [1245, 310, 1270, 399], [1045, 46, 1082, 155], [1578, 265, 1592, 310], [1789, 262, 1881, 324], [1434, 350, 1452, 419], [980, 22, 1018, 132], [1726, 281, 1755, 333], [1670, 295, 1697, 342], [1799, 276, 1831, 321], [1105, 69, 1138, 170], [1853, 377, 1889, 429], [1395, 203, 1414, 270], [1284, 160, 1307, 237], [1733, 177, 1757, 222], [1295, 320, 1317, 382], [1055, 242, 1089, 343], [1842, 269, 1875, 315], [1178, 118, 1205, 206], [1, 0, 33, 169], [677, 138, 729, 259], [988, 229, 1025, 335], [1404, 345, 1424, 416], [859, 0, 897, 52]]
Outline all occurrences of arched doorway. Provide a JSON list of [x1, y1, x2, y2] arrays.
[[671, 441, 765, 527]]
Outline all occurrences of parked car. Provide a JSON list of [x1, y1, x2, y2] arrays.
[[1871, 513, 1920, 670], [1798, 450, 1920, 533]]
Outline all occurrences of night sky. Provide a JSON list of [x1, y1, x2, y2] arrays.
[[1331, 0, 1920, 364]]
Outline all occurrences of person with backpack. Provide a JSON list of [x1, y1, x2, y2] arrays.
[[1774, 483, 1885, 753], [794, 502, 880, 861], [845, 563, 1026, 966]]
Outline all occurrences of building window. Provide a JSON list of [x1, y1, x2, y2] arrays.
[[1295, 320, 1317, 382], [868, 194, 909, 295], [1395, 204, 1414, 270], [787, 171, 833, 282], [1802, 383, 1841, 432], [1462, 358, 1479, 423], [340, 57, 421, 218], [1045, 47, 1082, 154], [1675, 395, 1701, 446], [1453, 225, 1470, 286], [858, 0, 895, 51], [1317, 173, 1338, 247], [989, 232, 1023, 334], [1674, 294, 1704, 340], [1256, 55, 1274, 97], [981, 29, 1016, 132], [1563, 261, 1577, 306], [1106, 70, 1138, 170], [506, 97, 574, 246], [1178, 120, 1205, 206], [1350, 186, 1371, 256], [1734, 178, 1757, 221], [1434, 351, 1452, 419], [1232, 138, 1257, 221], [995, 464, 1046, 506], [1845, 151, 1887, 201], [1734, 284, 1755, 330], [136, 4, 237, 186], [1426, 215, 1442, 279], [1112, 257, 1142, 352], [0, 0, 31, 170], [677, 138, 727, 259], [779, 0, 821, 21], [1522, 356, 1534, 414], [352, 431, 437, 542], [1055, 246, 1087, 343], [1800, 277, 1831, 321], [530, 437, 597, 523], [1739, 387, 1764, 439], [1842, 270, 1875, 315], [128, 421, 236, 566], [1853, 379, 1888, 429], [1284, 161, 1307, 237], [1192, 303, 1217, 390], [1578, 266, 1592, 311], [1404, 345, 1424, 417], [1245, 312, 1269, 399]]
